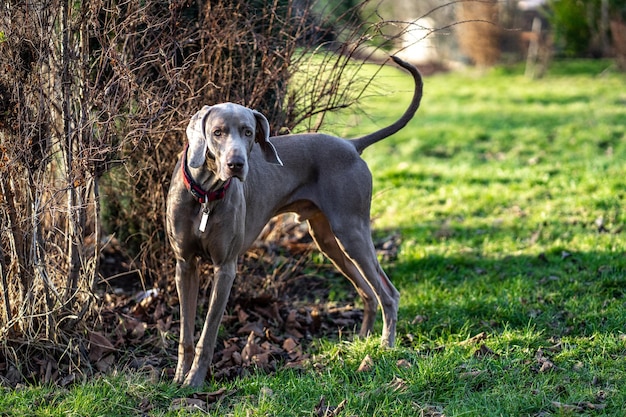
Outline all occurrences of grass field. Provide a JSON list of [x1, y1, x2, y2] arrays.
[[2, 59, 626, 416]]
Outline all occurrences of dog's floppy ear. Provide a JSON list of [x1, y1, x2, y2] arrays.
[[186, 105, 212, 168], [252, 110, 283, 166]]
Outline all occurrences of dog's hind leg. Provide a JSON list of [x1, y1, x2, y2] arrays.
[[307, 212, 381, 339], [313, 213, 400, 347]]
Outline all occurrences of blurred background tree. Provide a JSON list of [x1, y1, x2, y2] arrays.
[[312, 0, 626, 71]]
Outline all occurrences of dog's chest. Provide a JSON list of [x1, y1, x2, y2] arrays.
[[191, 200, 246, 259]]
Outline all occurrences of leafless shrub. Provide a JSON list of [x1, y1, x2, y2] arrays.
[[0, 0, 422, 384]]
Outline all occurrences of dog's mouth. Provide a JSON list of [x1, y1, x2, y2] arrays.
[[226, 172, 244, 182], [221, 165, 246, 182]]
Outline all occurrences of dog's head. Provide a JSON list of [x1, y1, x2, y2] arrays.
[[186, 103, 282, 181]]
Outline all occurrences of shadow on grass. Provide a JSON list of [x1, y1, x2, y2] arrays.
[[384, 223, 626, 343]]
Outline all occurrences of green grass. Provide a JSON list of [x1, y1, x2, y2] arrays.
[[3, 59, 626, 416]]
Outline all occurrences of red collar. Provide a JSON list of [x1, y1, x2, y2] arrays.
[[181, 144, 232, 203]]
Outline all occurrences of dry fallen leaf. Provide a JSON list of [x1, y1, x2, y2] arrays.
[[241, 331, 262, 362], [238, 321, 265, 337], [416, 404, 446, 417], [170, 397, 207, 412], [214, 340, 241, 368], [387, 376, 408, 393], [259, 386, 273, 397], [460, 332, 487, 346], [123, 317, 147, 340], [396, 358, 412, 369], [314, 396, 347, 417], [282, 337, 298, 352], [551, 400, 606, 412], [539, 360, 556, 373], [578, 401, 606, 410], [95, 354, 115, 373], [459, 370, 486, 379], [474, 344, 497, 358], [235, 304, 250, 323], [535, 348, 557, 373], [192, 387, 234, 404], [551, 401, 583, 412], [284, 309, 304, 338], [88, 331, 115, 362], [357, 354, 374, 372], [251, 352, 272, 370], [59, 373, 76, 387]]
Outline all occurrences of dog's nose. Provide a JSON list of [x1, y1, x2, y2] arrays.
[[227, 157, 245, 172]]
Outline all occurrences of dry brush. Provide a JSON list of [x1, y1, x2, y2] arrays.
[[0, 0, 415, 384]]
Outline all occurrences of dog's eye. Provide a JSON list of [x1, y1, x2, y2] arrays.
[[244, 129, 253, 137], [213, 129, 222, 137]]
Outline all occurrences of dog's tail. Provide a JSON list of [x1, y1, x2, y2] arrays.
[[351, 56, 423, 154]]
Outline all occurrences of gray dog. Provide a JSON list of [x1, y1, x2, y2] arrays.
[[166, 56, 423, 387]]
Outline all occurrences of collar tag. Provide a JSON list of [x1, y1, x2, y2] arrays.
[[199, 205, 210, 232]]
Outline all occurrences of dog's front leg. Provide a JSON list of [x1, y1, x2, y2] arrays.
[[184, 260, 237, 387], [174, 258, 199, 384]]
